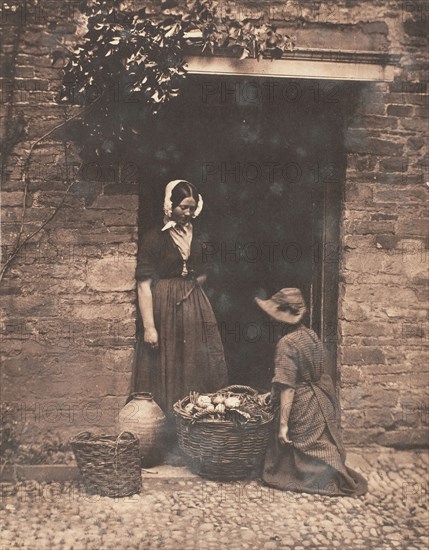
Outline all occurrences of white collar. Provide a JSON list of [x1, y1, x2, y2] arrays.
[[161, 218, 192, 232]]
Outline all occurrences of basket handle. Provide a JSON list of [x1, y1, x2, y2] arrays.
[[125, 392, 153, 405], [217, 385, 259, 396], [70, 431, 92, 443]]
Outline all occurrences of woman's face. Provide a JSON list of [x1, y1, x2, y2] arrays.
[[171, 196, 197, 225]]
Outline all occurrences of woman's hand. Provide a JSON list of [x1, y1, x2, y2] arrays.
[[196, 274, 207, 286], [144, 326, 159, 350], [278, 423, 292, 445]]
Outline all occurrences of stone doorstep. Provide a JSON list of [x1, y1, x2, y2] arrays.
[[0, 464, 198, 483], [1, 449, 427, 483]]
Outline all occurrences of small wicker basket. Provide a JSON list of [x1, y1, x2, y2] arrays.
[[174, 385, 274, 481], [70, 431, 141, 497]]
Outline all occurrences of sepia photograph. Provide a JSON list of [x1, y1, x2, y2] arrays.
[[1, 0, 428, 548]]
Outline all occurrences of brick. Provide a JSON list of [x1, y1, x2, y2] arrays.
[[389, 81, 427, 94], [341, 365, 361, 385], [356, 102, 386, 115], [1, 295, 59, 317], [397, 218, 429, 236], [346, 220, 395, 235], [376, 429, 429, 448], [71, 303, 135, 321], [404, 19, 429, 38], [342, 322, 395, 338], [401, 117, 428, 132], [364, 408, 396, 429], [343, 347, 386, 365], [345, 132, 404, 156], [342, 429, 383, 446], [376, 173, 422, 184], [87, 195, 138, 210], [52, 228, 136, 245], [350, 115, 398, 130], [360, 21, 388, 35], [371, 213, 398, 221], [341, 302, 368, 322], [407, 136, 425, 150], [384, 92, 427, 106], [413, 105, 429, 117], [380, 158, 408, 172], [373, 187, 427, 203], [359, 364, 413, 376], [0, 192, 29, 207], [103, 183, 139, 195], [14, 65, 35, 78], [386, 104, 413, 117], [344, 183, 373, 205]]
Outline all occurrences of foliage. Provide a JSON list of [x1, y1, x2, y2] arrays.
[[0, 404, 20, 470], [59, 0, 295, 159]]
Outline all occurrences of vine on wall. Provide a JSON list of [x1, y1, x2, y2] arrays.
[[59, 0, 295, 156], [1, 0, 295, 282]]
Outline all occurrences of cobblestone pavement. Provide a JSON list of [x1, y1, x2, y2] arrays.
[[1, 450, 427, 549]]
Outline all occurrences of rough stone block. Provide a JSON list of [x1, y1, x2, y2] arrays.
[[386, 104, 413, 117], [350, 115, 398, 130], [376, 429, 428, 448], [346, 220, 396, 235], [88, 195, 139, 210], [342, 428, 384, 446], [86, 257, 136, 292], [340, 302, 368, 322], [71, 303, 135, 321], [343, 346, 386, 365], [380, 157, 408, 172], [344, 182, 373, 204], [364, 408, 396, 429], [373, 187, 427, 203], [401, 117, 429, 132], [345, 133, 404, 156], [341, 365, 362, 385]]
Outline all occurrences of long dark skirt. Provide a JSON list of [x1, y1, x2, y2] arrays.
[[132, 278, 228, 419], [263, 383, 368, 497]]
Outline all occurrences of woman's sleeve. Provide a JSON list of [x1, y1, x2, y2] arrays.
[[135, 231, 159, 281], [272, 338, 299, 389]]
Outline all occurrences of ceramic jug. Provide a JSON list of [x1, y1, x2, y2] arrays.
[[118, 392, 166, 467]]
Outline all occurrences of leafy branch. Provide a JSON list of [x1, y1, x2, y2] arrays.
[[1, 0, 297, 282], [58, 0, 295, 152]]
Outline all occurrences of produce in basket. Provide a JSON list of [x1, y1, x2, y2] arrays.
[[173, 385, 275, 481], [196, 395, 212, 408], [180, 388, 272, 424], [224, 396, 241, 409]]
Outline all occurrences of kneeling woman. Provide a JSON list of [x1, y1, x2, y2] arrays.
[[255, 288, 367, 497], [133, 180, 228, 426]]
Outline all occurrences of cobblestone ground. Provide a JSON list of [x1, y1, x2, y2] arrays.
[[1, 451, 427, 549]]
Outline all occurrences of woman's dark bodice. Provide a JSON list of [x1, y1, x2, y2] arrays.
[[136, 226, 211, 281]]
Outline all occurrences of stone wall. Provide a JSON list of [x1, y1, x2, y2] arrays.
[[1, 1, 139, 450], [1, 1, 428, 455]]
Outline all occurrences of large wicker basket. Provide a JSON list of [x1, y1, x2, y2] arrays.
[[173, 385, 274, 481], [70, 431, 141, 497]]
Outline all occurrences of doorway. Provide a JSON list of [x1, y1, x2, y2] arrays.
[[138, 75, 348, 390]]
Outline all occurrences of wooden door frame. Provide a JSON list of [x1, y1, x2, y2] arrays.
[[182, 50, 398, 385]]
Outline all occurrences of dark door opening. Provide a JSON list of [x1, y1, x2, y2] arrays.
[[139, 75, 348, 390]]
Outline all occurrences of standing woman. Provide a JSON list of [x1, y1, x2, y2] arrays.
[[133, 180, 228, 426], [255, 288, 367, 496]]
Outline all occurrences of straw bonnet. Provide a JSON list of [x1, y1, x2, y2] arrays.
[[254, 288, 306, 324]]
